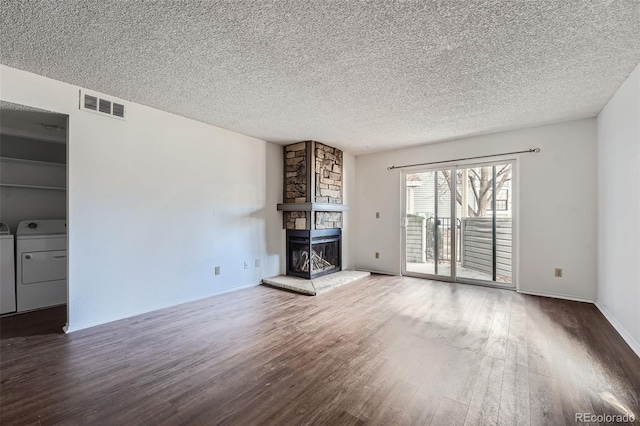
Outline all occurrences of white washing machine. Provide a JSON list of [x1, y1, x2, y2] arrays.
[[0, 223, 16, 314], [16, 219, 67, 312]]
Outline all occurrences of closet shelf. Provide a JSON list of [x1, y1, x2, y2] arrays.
[[0, 156, 66, 167], [0, 183, 65, 191]]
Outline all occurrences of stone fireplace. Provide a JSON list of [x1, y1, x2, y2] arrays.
[[277, 141, 348, 279]]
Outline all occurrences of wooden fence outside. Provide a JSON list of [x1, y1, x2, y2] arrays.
[[405, 216, 512, 279], [461, 217, 512, 278], [406, 215, 426, 263]]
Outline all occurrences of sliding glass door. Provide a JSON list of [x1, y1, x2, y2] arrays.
[[403, 161, 514, 288], [456, 163, 513, 284], [404, 169, 455, 279]]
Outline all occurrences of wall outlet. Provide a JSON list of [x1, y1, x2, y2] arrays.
[[554, 268, 563, 278], [376, 212, 380, 218], [214, 266, 221, 275], [255, 259, 260, 268], [375, 252, 380, 259], [244, 261, 249, 270]]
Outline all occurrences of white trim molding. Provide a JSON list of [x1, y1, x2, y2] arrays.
[[518, 290, 639, 358], [595, 302, 640, 358]]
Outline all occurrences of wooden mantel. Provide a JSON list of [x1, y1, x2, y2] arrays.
[[277, 202, 349, 212]]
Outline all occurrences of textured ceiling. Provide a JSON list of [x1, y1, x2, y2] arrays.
[[1, 1, 639, 154]]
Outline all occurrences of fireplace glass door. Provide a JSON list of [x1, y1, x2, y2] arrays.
[[287, 229, 341, 279]]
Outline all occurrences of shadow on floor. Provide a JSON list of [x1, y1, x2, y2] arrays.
[[0, 305, 67, 339]]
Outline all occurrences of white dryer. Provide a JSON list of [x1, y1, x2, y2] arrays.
[[16, 219, 67, 312], [0, 223, 16, 314]]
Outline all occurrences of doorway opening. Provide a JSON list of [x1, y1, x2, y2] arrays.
[[403, 161, 515, 288], [0, 101, 69, 336]]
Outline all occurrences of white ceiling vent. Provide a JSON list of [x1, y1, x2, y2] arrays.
[[79, 90, 126, 120]]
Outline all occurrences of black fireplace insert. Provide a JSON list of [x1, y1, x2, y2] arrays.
[[286, 228, 341, 279]]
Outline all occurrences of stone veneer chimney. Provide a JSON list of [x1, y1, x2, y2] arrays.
[[277, 141, 348, 230]]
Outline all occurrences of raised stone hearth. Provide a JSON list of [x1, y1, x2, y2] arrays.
[[262, 270, 371, 296]]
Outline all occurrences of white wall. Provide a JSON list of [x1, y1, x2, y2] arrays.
[[1, 65, 284, 332], [342, 151, 356, 269], [354, 119, 598, 301], [265, 142, 287, 276], [597, 63, 640, 356]]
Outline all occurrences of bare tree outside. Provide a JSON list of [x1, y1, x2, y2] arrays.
[[441, 165, 511, 218]]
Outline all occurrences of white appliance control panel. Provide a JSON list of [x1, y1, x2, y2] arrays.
[[16, 220, 67, 236]]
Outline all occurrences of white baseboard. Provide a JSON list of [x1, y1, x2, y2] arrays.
[[516, 289, 639, 359], [65, 281, 261, 333], [517, 289, 594, 304], [595, 302, 640, 358]]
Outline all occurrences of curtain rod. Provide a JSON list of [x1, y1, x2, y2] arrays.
[[386, 148, 540, 170]]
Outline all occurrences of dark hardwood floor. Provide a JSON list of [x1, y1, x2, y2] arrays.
[[1, 275, 638, 425]]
